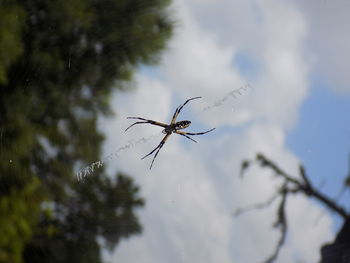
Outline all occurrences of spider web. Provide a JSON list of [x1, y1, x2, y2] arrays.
[[76, 131, 162, 181]]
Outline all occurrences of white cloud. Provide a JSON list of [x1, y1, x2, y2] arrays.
[[97, 0, 337, 262], [294, 0, 350, 94], [161, 0, 310, 130], [102, 120, 333, 263], [227, 123, 334, 262], [279, 194, 334, 262]]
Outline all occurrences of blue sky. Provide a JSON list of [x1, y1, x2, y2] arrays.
[[233, 51, 260, 80], [232, 28, 350, 231], [232, 44, 350, 230], [96, 1, 350, 262], [288, 85, 350, 198], [287, 81, 350, 230]]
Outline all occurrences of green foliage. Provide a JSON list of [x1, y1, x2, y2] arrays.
[[0, 177, 42, 263], [0, 0, 25, 84], [0, 0, 173, 262], [23, 174, 144, 263]]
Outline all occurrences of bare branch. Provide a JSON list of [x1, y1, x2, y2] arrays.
[[255, 153, 348, 219], [299, 165, 311, 188], [256, 153, 301, 186], [264, 189, 288, 263], [234, 193, 279, 217], [238, 153, 350, 263], [240, 159, 251, 178]]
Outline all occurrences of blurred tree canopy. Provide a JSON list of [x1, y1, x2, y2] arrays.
[[0, 0, 173, 262]]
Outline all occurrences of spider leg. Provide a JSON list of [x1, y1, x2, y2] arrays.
[[174, 131, 197, 143], [171, 97, 201, 124], [179, 127, 216, 136], [125, 121, 151, 132], [125, 117, 168, 132], [141, 133, 170, 169]]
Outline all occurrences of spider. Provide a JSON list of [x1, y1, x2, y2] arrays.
[[125, 96, 216, 169]]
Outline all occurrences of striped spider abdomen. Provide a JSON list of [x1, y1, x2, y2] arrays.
[[126, 96, 215, 169], [175, 120, 191, 130], [162, 120, 191, 134]]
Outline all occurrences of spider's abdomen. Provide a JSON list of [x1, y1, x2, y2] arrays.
[[175, 120, 191, 130]]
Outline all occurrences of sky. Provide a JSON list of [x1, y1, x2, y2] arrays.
[[94, 0, 350, 262]]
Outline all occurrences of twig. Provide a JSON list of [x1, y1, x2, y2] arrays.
[[255, 153, 348, 219], [238, 153, 350, 263], [264, 188, 288, 263], [234, 193, 279, 217]]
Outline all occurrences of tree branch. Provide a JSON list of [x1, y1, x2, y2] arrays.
[[238, 153, 350, 263], [255, 153, 348, 219], [264, 187, 288, 263], [234, 193, 279, 217]]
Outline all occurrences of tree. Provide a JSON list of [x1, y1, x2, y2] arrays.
[[0, 0, 173, 262], [238, 153, 350, 263]]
